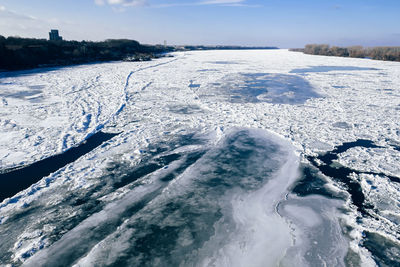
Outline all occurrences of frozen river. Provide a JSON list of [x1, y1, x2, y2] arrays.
[[0, 50, 399, 266]]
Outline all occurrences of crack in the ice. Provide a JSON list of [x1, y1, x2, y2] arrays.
[[108, 57, 179, 125], [307, 139, 400, 217], [0, 131, 118, 203]]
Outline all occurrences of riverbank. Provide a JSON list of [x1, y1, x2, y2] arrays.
[[0, 36, 173, 71], [0, 35, 279, 72], [290, 44, 400, 62]]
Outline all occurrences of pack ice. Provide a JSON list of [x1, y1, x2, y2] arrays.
[[0, 50, 399, 266]]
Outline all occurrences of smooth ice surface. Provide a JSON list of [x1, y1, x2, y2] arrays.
[[279, 195, 349, 267], [1, 49, 400, 266], [21, 128, 299, 267], [207, 73, 320, 104]]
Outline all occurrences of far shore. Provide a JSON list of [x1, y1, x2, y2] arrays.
[[290, 44, 400, 62], [0, 35, 278, 72]]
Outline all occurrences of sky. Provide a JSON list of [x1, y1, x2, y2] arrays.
[[0, 0, 399, 48]]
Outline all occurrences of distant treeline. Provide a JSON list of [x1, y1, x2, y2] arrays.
[[0, 36, 173, 70], [180, 45, 278, 51], [291, 44, 400, 62]]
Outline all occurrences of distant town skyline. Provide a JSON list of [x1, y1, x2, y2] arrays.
[[0, 0, 399, 48]]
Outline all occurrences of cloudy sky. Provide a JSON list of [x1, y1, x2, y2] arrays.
[[0, 0, 399, 47]]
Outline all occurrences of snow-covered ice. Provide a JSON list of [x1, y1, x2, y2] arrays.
[[0, 49, 400, 266]]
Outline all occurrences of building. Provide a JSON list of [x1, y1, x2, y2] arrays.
[[49, 29, 62, 41]]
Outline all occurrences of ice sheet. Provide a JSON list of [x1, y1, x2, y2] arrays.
[[0, 49, 399, 266]]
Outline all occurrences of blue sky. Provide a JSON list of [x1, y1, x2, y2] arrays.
[[0, 0, 399, 47]]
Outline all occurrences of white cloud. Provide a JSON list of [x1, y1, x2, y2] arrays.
[[199, 0, 245, 4], [94, 0, 148, 7], [0, 7, 77, 39], [94, 0, 253, 9], [0, 9, 48, 38], [0, 4, 142, 41], [199, 0, 259, 7], [94, 0, 105, 5]]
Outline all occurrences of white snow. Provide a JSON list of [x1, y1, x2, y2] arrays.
[[337, 146, 400, 177], [1, 49, 400, 266]]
